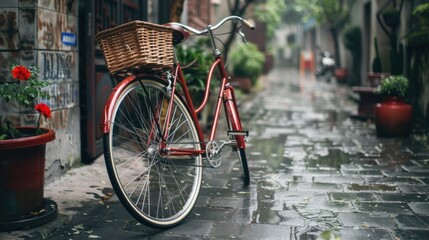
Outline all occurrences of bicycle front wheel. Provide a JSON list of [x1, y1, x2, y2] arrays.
[[103, 77, 202, 228]]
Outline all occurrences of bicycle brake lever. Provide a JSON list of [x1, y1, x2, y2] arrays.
[[238, 30, 249, 45]]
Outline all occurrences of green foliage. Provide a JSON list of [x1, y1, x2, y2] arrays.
[[175, 41, 215, 92], [343, 25, 362, 85], [253, 0, 287, 38], [343, 25, 361, 53], [375, 75, 409, 98], [230, 43, 265, 84], [294, 0, 348, 30], [0, 65, 51, 140], [0, 65, 49, 106], [412, 3, 429, 16], [0, 116, 23, 140]]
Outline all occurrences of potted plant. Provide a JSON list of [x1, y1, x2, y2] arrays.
[[343, 25, 361, 85], [412, 3, 429, 30], [374, 75, 412, 137], [0, 65, 56, 231], [229, 43, 265, 93]]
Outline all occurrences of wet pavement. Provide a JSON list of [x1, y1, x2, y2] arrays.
[[2, 67, 429, 239]]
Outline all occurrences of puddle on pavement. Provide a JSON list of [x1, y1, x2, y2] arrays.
[[347, 183, 397, 191], [305, 148, 351, 170]]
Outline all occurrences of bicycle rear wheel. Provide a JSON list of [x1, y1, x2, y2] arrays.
[[103, 77, 202, 228]]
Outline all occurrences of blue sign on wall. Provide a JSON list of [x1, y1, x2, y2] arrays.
[[61, 32, 77, 46]]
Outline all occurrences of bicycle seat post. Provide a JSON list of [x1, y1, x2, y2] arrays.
[[207, 26, 221, 57]]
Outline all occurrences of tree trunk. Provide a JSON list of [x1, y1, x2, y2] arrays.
[[330, 28, 341, 68]]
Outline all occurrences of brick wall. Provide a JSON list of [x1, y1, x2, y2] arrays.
[[187, 0, 211, 29]]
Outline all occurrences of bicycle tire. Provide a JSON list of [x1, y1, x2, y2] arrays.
[[237, 148, 250, 185], [224, 93, 250, 186], [103, 77, 202, 228]]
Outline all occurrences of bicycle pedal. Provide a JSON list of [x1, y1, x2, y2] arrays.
[[227, 130, 249, 137]]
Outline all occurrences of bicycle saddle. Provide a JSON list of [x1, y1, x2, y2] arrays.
[[165, 23, 190, 46]]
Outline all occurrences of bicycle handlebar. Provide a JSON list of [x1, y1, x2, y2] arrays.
[[170, 16, 254, 35]]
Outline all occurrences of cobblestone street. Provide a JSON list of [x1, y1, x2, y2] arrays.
[[2, 67, 429, 239]]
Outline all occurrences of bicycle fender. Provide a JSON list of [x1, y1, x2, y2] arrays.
[[101, 74, 165, 133]]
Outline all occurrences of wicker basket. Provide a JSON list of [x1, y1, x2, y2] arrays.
[[96, 21, 174, 75]]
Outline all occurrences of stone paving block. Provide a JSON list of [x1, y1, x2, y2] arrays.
[[277, 210, 306, 226], [293, 207, 342, 230], [398, 184, 429, 193], [257, 199, 285, 211], [194, 196, 210, 208], [208, 197, 257, 210], [252, 209, 283, 224], [163, 220, 213, 238], [402, 165, 429, 173], [339, 229, 395, 240], [344, 183, 397, 192], [209, 222, 294, 239], [341, 169, 384, 176], [275, 190, 326, 210], [392, 229, 429, 240], [198, 186, 250, 198], [189, 207, 252, 224], [288, 182, 343, 192], [416, 215, 429, 228], [383, 170, 429, 178], [354, 202, 414, 214], [376, 193, 429, 203], [329, 192, 379, 202], [313, 175, 365, 184], [364, 176, 424, 185], [395, 214, 428, 230], [305, 198, 355, 213], [337, 212, 396, 229], [408, 203, 429, 215], [419, 178, 429, 184]]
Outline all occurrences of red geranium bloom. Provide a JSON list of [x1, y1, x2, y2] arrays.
[[35, 103, 51, 118], [11, 65, 32, 81]]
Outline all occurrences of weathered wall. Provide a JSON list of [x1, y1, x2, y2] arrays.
[[0, 0, 80, 179]]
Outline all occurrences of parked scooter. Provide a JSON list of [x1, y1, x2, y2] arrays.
[[315, 50, 336, 82]]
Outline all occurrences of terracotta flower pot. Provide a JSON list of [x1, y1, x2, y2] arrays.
[[375, 97, 412, 137], [368, 72, 390, 87], [335, 68, 348, 82], [0, 127, 56, 231]]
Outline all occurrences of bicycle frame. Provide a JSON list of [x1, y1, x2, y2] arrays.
[[101, 54, 245, 157], [167, 55, 245, 156]]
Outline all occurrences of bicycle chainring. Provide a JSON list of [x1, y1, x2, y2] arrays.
[[206, 141, 222, 168]]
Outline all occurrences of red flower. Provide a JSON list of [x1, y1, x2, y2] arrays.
[[35, 103, 51, 118], [11, 65, 32, 81]]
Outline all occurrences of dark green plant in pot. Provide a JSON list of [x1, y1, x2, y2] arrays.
[[230, 43, 265, 85], [412, 3, 429, 30], [375, 75, 409, 98], [343, 25, 362, 85]]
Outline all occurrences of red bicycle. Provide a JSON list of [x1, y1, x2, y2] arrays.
[[96, 16, 254, 228]]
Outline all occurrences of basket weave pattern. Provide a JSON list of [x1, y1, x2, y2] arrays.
[[96, 21, 174, 75]]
